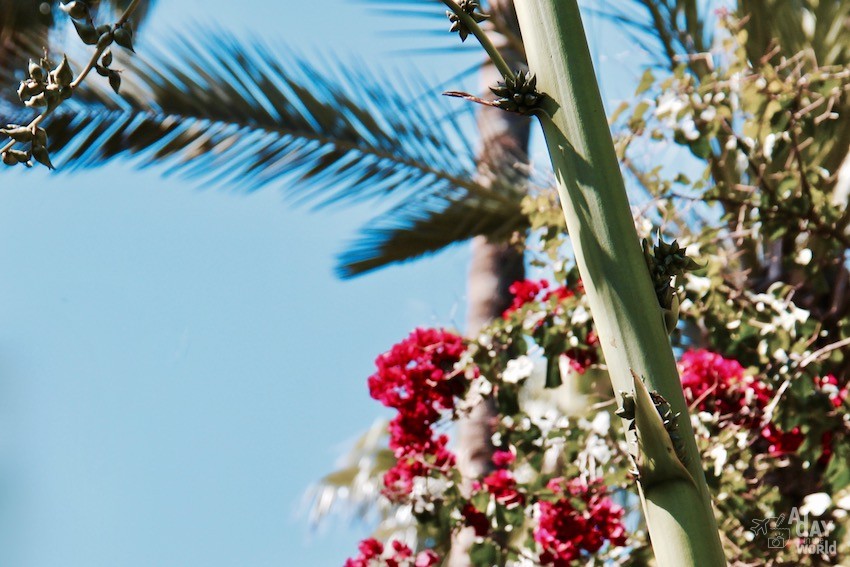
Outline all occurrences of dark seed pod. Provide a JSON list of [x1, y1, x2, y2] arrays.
[[1, 125, 34, 143], [446, 0, 488, 42], [72, 19, 99, 45], [108, 71, 121, 94], [25, 92, 48, 108], [31, 145, 54, 170], [7, 149, 31, 165], [51, 55, 74, 88], [113, 26, 134, 52], [28, 59, 46, 83], [18, 79, 44, 102], [60, 1, 90, 20], [97, 30, 114, 49], [101, 49, 113, 67], [490, 70, 544, 115], [34, 128, 48, 148]]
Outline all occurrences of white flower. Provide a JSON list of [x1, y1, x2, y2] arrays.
[[708, 445, 727, 476], [685, 274, 712, 297], [513, 463, 536, 484], [773, 349, 789, 363], [679, 117, 700, 141], [763, 133, 777, 160], [478, 333, 493, 349], [503, 356, 534, 384], [587, 436, 612, 463], [697, 411, 716, 424], [700, 106, 717, 122], [795, 248, 813, 265], [801, 10, 816, 38], [655, 92, 686, 117], [637, 217, 654, 237], [836, 494, 850, 511], [777, 305, 810, 332], [571, 305, 591, 326], [590, 411, 611, 435], [801, 493, 832, 517], [475, 377, 493, 396], [523, 310, 547, 331], [736, 150, 749, 174], [458, 376, 493, 412]]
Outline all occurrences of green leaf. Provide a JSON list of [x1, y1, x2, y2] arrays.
[[470, 541, 498, 567], [636, 68, 655, 95]]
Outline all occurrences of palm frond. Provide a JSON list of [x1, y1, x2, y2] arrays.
[[337, 188, 527, 277], [1, 28, 533, 273], [599, 0, 717, 71], [305, 419, 435, 549], [305, 419, 396, 525], [360, 0, 526, 59], [739, 0, 850, 67], [1, 29, 509, 210]]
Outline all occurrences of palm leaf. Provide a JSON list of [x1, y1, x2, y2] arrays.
[[1, 29, 531, 272], [2, 30, 494, 203], [360, 0, 526, 57], [306, 419, 396, 525], [337, 188, 527, 277]]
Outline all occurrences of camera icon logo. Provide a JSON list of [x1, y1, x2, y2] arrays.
[[767, 528, 790, 549]]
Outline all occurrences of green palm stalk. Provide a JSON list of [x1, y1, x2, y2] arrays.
[[507, 2, 726, 565]]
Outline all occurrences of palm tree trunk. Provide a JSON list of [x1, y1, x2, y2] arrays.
[[449, 2, 529, 565]]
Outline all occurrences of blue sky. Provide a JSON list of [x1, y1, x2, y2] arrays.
[[0, 1, 651, 565]]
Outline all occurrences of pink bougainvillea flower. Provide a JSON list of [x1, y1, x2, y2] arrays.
[[535, 478, 627, 565]]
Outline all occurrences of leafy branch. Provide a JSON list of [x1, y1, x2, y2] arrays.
[[1, 0, 139, 168]]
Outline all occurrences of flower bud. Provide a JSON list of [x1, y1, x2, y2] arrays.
[[100, 49, 113, 67]]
